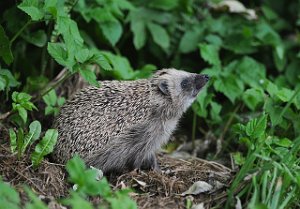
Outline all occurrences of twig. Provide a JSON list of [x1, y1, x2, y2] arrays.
[[0, 111, 12, 121], [220, 104, 241, 141], [10, 167, 46, 195], [10, 20, 31, 44], [33, 69, 72, 102]]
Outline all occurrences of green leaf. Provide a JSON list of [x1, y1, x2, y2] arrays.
[[18, 0, 44, 21], [179, 28, 203, 53], [147, 22, 170, 49], [22, 121, 41, 154], [0, 25, 13, 65], [199, 43, 221, 67], [0, 69, 20, 88], [210, 101, 222, 122], [232, 152, 245, 165], [214, 75, 244, 103], [246, 114, 267, 139], [242, 88, 265, 110], [108, 189, 137, 209], [16, 92, 32, 102], [236, 57, 266, 88], [79, 67, 99, 87], [57, 97, 65, 106], [57, 16, 84, 65], [42, 89, 57, 106], [22, 30, 47, 47], [66, 155, 113, 196], [0, 180, 20, 209], [130, 20, 146, 50], [31, 129, 58, 168], [9, 128, 17, 153], [47, 43, 68, 66], [62, 192, 94, 209], [276, 88, 294, 103], [275, 138, 292, 148], [43, 0, 58, 17], [101, 51, 134, 80], [89, 50, 112, 71], [0, 76, 6, 91], [100, 21, 123, 46], [66, 155, 87, 185], [17, 106, 27, 123], [24, 187, 48, 209], [75, 48, 91, 63], [149, 0, 179, 10], [194, 86, 212, 118], [264, 98, 283, 126]]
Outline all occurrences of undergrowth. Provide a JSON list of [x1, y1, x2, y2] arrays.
[[0, 0, 300, 208]]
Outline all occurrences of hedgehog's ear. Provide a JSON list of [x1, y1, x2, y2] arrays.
[[158, 80, 169, 95]]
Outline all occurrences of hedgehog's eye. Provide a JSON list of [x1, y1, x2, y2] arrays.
[[181, 78, 191, 90]]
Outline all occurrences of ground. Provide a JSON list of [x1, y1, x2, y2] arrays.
[[0, 137, 234, 209]]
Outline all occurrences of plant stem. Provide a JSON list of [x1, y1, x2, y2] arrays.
[[10, 20, 31, 44], [279, 85, 300, 119], [192, 112, 197, 149], [34, 70, 72, 102]]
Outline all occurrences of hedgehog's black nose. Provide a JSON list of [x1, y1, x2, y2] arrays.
[[194, 74, 209, 92]]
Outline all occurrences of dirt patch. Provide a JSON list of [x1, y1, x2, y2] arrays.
[[1, 136, 234, 209], [0, 143, 68, 198], [113, 154, 233, 208]]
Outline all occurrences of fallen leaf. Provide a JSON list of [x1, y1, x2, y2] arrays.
[[210, 0, 257, 20], [181, 181, 213, 195]]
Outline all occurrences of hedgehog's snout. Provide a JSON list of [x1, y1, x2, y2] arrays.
[[194, 74, 209, 91]]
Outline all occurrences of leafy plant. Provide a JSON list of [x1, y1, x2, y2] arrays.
[[31, 129, 58, 168], [65, 155, 137, 209], [9, 120, 57, 168], [42, 89, 65, 116], [1, 0, 300, 208], [226, 114, 300, 208], [11, 92, 37, 124]]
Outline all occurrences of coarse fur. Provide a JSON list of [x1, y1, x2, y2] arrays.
[[52, 68, 209, 174]]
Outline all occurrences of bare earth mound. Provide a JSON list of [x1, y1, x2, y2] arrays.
[[0, 139, 233, 209]]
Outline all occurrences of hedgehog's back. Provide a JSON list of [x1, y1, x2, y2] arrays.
[[52, 79, 154, 164]]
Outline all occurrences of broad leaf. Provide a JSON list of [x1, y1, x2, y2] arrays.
[[242, 88, 265, 110], [130, 20, 146, 50], [179, 27, 203, 53], [47, 43, 68, 67], [9, 128, 17, 153], [22, 120, 41, 154], [236, 57, 266, 88], [199, 43, 221, 68], [0, 25, 13, 64], [17, 106, 27, 123], [100, 21, 123, 46], [75, 48, 91, 63], [246, 114, 267, 139], [214, 75, 244, 103], [0, 69, 20, 88], [0, 180, 20, 209], [18, 0, 44, 21], [43, 89, 57, 106], [79, 67, 99, 87], [89, 50, 112, 71], [31, 129, 58, 168], [147, 22, 170, 49], [149, 0, 179, 10]]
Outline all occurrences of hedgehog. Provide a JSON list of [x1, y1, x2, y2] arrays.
[[52, 68, 209, 174]]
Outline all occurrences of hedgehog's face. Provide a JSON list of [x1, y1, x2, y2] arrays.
[[155, 68, 209, 111]]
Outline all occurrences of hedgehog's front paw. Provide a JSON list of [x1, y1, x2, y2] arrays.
[[139, 153, 160, 172]]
